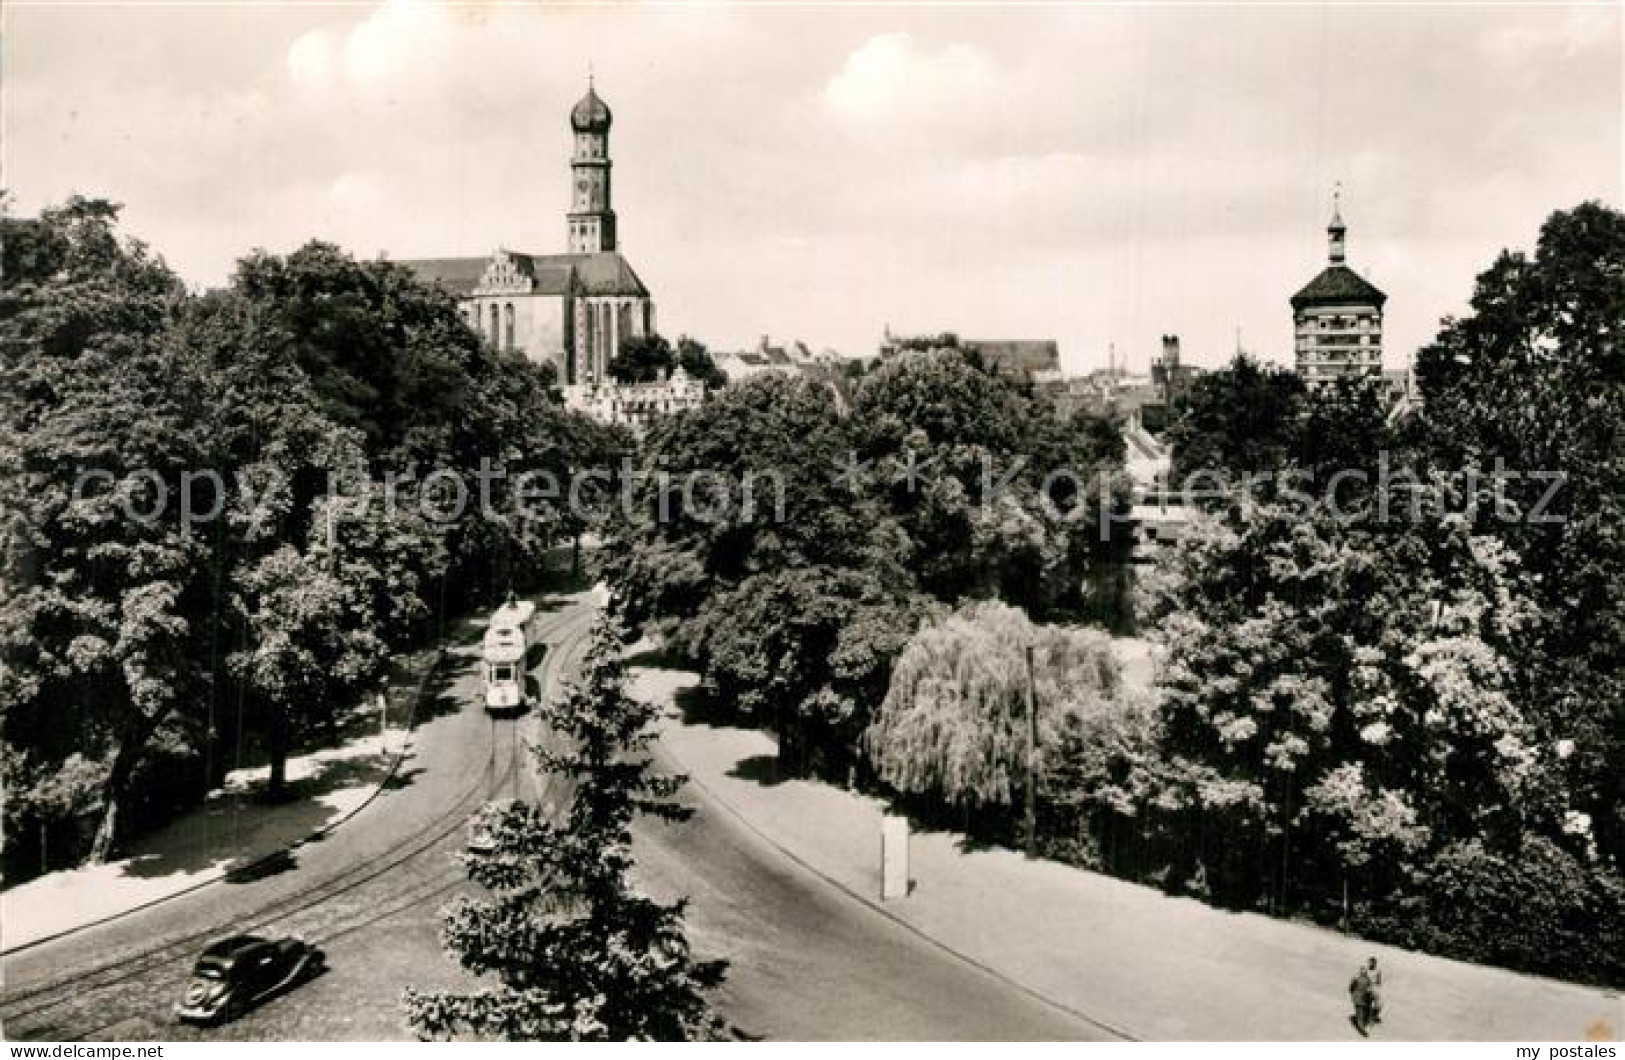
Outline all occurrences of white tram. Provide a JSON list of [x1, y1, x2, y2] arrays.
[[481, 598, 536, 714]]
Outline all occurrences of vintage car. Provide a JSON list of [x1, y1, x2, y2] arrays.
[[174, 934, 325, 1024]]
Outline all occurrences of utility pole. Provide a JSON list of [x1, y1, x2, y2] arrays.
[[325, 501, 336, 571], [1024, 643, 1037, 860]]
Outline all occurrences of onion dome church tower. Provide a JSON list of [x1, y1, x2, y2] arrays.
[[568, 79, 617, 253], [400, 77, 655, 400]]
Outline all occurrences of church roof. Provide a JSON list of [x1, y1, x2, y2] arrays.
[[562, 251, 648, 297], [397, 250, 648, 299], [571, 86, 612, 132], [395, 257, 487, 297], [1290, 265, 1386, 310]]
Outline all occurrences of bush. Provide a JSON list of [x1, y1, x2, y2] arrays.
[[1355, 836, 1624, 987]]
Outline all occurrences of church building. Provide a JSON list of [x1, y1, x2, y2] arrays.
[[1291, 194, 1386, 387], [401, 82, 654, 389]]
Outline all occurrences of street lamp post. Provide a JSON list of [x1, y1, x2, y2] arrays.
[[1024, 643, 1037, 860]]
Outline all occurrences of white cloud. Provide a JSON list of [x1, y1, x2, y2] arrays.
[[3, 3, 1618, 366], [824, 33, 999, 126], [286, 26, 338, 94]]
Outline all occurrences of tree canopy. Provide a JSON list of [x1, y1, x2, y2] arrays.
[[1, 198, 608, 871], [865, 601, 1122, 820], [605, 351, 1130, 777], [608, 333, 726, 390]]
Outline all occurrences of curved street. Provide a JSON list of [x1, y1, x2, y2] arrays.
[[2, 590, 1101, 1041]]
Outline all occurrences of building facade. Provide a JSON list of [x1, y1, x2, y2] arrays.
[[1151, 334, 1203, 408], [1291, 198, 1386, 386], [567, 365, 707, 431], [400, 83, 654, 391]]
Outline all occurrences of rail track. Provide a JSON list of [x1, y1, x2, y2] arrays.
[[1, 600, 600, 1041]]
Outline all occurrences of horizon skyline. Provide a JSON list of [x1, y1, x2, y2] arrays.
[[5, 2, 1619, 374]]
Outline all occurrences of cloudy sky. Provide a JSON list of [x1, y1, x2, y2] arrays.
[[4, 2, 1619, 371]]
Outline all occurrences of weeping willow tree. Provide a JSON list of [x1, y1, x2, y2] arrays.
[[863, 601, 1121, 821]]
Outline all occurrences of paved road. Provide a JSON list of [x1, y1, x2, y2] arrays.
[[0, 594, 599, 1042], [3, 590, 1103, 1041], [632, 761, 1105, 1040]]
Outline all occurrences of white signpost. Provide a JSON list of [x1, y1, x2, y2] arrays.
[[881, 814, 910, 901]]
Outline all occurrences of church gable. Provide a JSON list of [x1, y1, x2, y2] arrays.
[[473, 250, 536, 297]]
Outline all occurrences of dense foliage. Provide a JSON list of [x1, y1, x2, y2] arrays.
[[603, 203, 1623, 987], [1412, 201, 1624, 869], [1165, 354, 1308, 489], [608, 333, 726, 390], [605, 354, 1130, 776], [865, 601, 1122, 837], [0, 198, 621, 872], [1130, 203, 1625, 984], [403, 618, 725, 1041]]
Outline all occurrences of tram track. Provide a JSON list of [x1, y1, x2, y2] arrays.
[[1, 598, 601, 1041], [3, 713, 511, 1037]]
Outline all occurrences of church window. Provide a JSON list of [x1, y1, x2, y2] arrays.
[[488, 304, 500, 349], [504, 304, 516, 351]]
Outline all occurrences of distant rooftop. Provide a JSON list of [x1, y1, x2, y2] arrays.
[[964, 339, 1061, 375]]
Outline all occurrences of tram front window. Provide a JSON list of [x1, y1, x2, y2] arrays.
[[492, 665, 515, 683]]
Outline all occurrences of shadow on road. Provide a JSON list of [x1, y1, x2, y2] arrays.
[[223, 847, 298, 884], [726, 754, 789, 788], [121, 749, 407, 881]]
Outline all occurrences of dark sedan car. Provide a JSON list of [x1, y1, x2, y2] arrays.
[[174, 934, 325, 1024]]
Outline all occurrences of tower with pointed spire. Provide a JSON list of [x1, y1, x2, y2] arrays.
[[568, 75, 617, 253], [1291, 187, 1385, 386]]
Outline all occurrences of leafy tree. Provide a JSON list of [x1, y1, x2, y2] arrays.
[[606, 373, 922, 772], [1385, 835, 1623, 985], [0, 746, 107, 873], [608, 333, 675, 385], [610, 372, 892, 637], [865, 601, 1121, 832], [608, 333, 725, 389], [675, 335, 727, 390], [1298, 374, 1393, 487], [701, 566, 925, 774], [551, 411, 635, 572], [1136, 482, 1604, 930], [1, 204, 595, 872], [232, 243, 501, 468], [851, 348, 1127, 621], [228, 543, 383, 798], [0, 196, 208, 862], [607, 352, 1131, 778], [1414, 201, 1625, 866], [404, 618, 724, 1040], [227, 242, 571, 606], [1166, 354, 1307, 490]]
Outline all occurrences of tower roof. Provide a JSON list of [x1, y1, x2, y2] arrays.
[[1291, 265, 1386, 310], [570, 84, 612, 132]]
